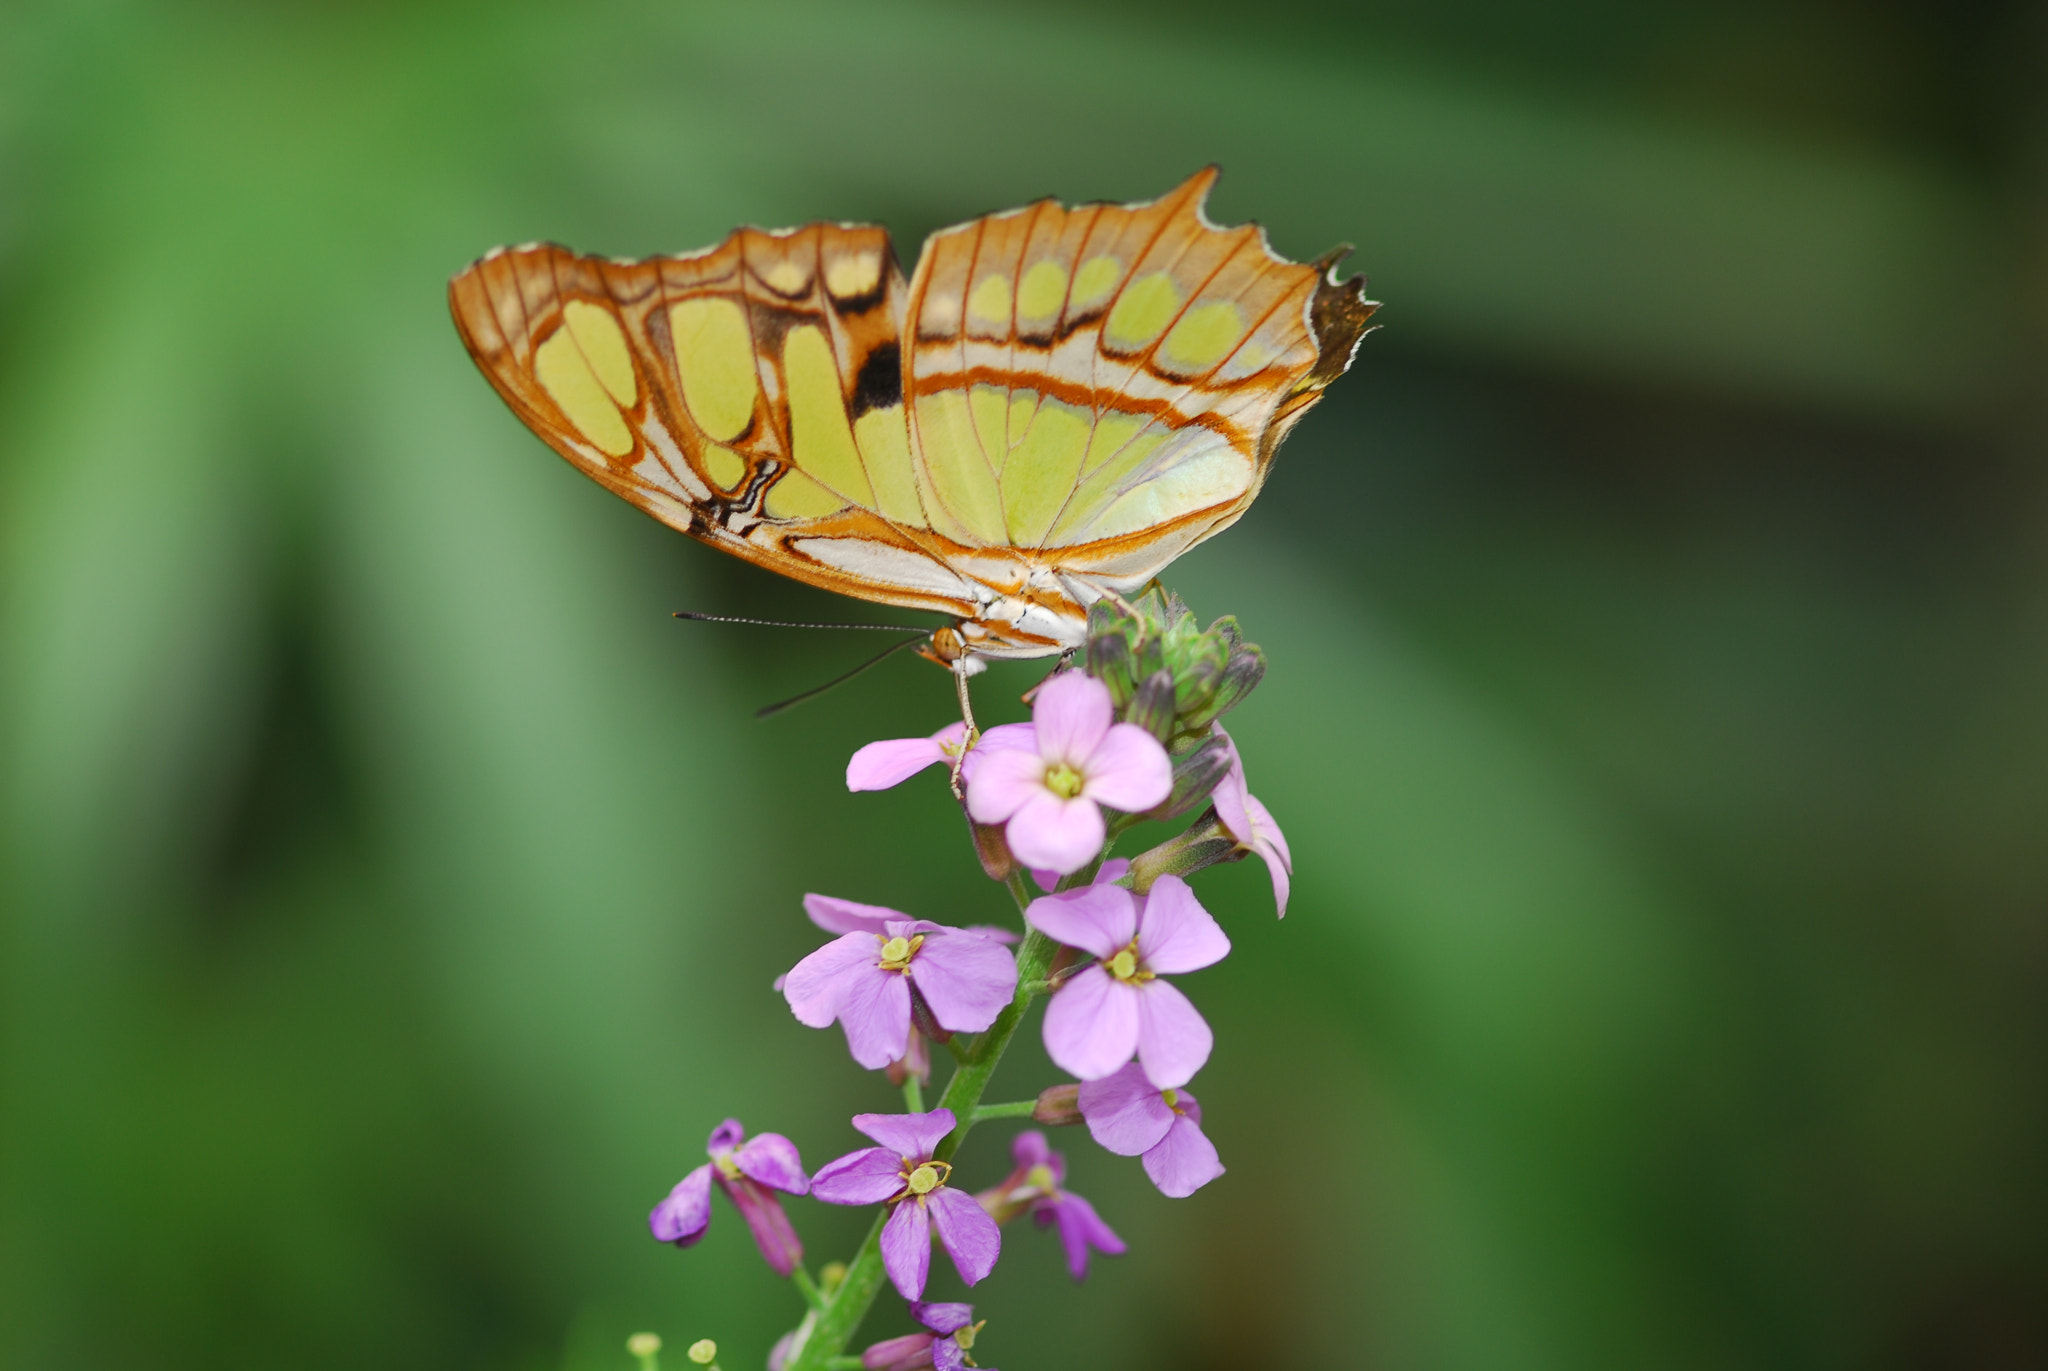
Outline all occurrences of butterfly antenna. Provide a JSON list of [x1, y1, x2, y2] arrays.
[[674, 610, 933, 632], [754, 633, 929, 719]]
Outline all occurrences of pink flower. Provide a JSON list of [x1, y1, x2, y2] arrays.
[[811, 1109, 1002, 1300], [1027, 873, 1229, 1088], [649, 1118, 810, 1274], [1076, 1063, 1226, 1198], [783, 909, 1018, 1070], [1211, 725, 1292, 917], [964, 673, 1171, 874], [861, 1301, 993, 1371], [976, 1130, 1125, 1281], [847, 721, 1038, 791]]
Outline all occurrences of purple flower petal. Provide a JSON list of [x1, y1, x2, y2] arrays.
[[908, 933, 1018, 1034], [1004, 788, 1107, 875], [847, 734, 952, 791], [881, 1197, 933, 1299], [1032, 672, 1112, 765], [706, 1118, 747, 1154], [1076, 1062, 1176, 1155], [932, 1337, 968, 1371], [1133, 979, 1213, 1089], [1080, 722, 1172, 813], [1009, 1130, 1054, 1172], [1142, 1112, 1226, 1198], [783, 932, 880, 1028], [962, 924, 1021, 944], [1211, 728, 1290, 918], [1024, 882, 1136, 959], [852, 1108, 957, 1159], [811, 1146, 907, 1205], [720, 1172, 805, 1275], [1245, 793, 1292, 917], [731, 1131, 809, 1195], [1042, 966, 1141, 1081], [1134, 875, 1230, 975], [803, 894, 902, 936], [649, 1163, 714, 1245], [861, 1333, 937, 1371], [910, 1302, 976, 1336], [927, 1185, 1002, 1287], [961, 746, 1044, 824], [1051, 1191, 1125, 1280], [961, 721, 1037, 785], [837, 965, 913, 1070]]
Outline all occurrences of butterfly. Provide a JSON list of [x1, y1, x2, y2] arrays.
[[449, 167, 1376, 680]]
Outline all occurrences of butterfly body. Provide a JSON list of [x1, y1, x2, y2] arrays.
[[450, 168, 1377, 668]]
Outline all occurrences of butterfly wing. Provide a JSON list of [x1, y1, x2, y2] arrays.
[[448, 224, 992, 623], [902, 166, 1377, 601], [449, 171, 1375, 661]]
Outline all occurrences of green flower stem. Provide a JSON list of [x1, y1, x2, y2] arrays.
[[970, 1100, 1038, 1123], [783, 882, 1056, 1371], [900, 1075, 924, 1114], [791, 1264, 825, 1312]]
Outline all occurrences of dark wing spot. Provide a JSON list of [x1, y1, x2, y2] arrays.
[[852, 342, 902, 416]]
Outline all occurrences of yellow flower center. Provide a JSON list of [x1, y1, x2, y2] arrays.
[[712, 1153, 743, 1181], [1105, 941, 1150, 984], [906, 1162, 944, 1194], [954, 1320, 984, 1351], [877, 933, 925, 971], [1162, 1087, 1181, 1111], [1025, 1164, 1057, 1192], [1043, 761, 1085, 799]]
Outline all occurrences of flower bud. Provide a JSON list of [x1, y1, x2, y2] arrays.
[[1086, 627, 1138, 709], [687, 1340, 718, 1366], [1032, 1082, 1083, 1127], [1126, 806, 1244, 892], [1180, 640, 1266, 731], [628, 1332, 662, 1369], [968, 814, 1016, 882], [820, 1261, 848, 1294], [1124, 669, 1177, 743], [1147, 732, 1235, 822]]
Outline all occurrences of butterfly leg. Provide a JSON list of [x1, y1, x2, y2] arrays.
[[949, 659, 981, 800]]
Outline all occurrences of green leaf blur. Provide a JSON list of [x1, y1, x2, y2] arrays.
[[2, 1, 2041, 1368]]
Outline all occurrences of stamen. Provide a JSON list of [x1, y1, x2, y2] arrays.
[[713, 1153, 743, 1180], [954, 1320, 984, 1350], [1025, 1164, 1057, 1193], [1043, 761, 1085, 799], [1104, 938, 1151, 984], [877, 933, 925, 971], [906, 1162, 943, 1194], [1162, 1087, 1181, 1111]]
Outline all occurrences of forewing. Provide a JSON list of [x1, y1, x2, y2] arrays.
[[901, 167, 1377, 595], [448, 225, 985, 619]]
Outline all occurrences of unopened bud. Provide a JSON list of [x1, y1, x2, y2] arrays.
[[968, 814, 1015, 882], [687, 1339, 718, 1365], [1126, 807, 1243, 892], [1125, 669, 1176, 743], [627, 1332, 662, 1360], [819, 1261, 848, 1294], [1181, 641, 1265, 730], [1086, 630, 1138, 708], [1033, 1082, 1083, 1126], [1147, 732, 1234, 822]]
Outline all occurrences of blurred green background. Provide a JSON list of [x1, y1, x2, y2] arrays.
[[3, 1, 2044, 1367]]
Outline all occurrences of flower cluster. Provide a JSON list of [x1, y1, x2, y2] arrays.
[[645, 592, 1288, 1370]]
